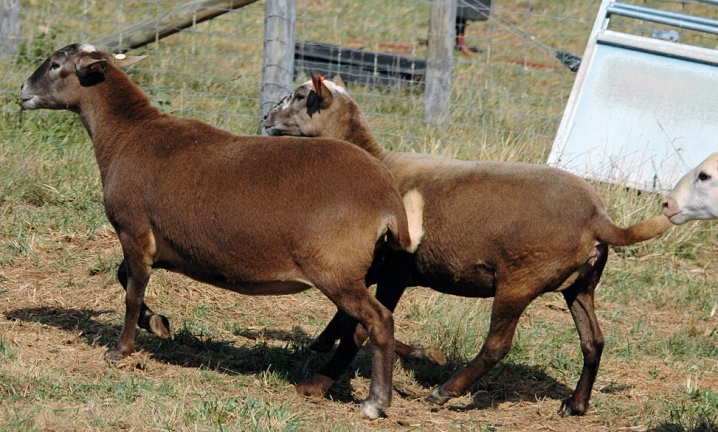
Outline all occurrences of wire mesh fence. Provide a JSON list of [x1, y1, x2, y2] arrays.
[[2, 0, 718, 162]]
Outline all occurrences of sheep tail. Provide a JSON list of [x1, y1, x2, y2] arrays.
[[596, 215, 672, 247]]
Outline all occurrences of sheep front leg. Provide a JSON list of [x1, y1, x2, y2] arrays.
[[427, 291, 532, 405], [297, 317, 368, 396], [395, 339, 447, 365], [308, 312, 343, 353], [312, 309, 446, 365], [106, 255, 152, 361], [117, 260, 170, 339], [559, 245, 607, 416]]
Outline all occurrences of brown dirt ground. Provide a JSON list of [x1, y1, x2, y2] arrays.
[[1, 226, 716, 431]]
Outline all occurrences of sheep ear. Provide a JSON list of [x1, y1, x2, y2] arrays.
[[333, 75, 346, 89], [310, 72, 322, 93], [114, 54, 148, 68], [76, 57, 107, 77], [310, 73, 333, 109]]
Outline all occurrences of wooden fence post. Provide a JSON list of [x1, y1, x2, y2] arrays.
[[0, 0, 20, 56], [424, 0, 456, 125], [260, 0, 296, 130]]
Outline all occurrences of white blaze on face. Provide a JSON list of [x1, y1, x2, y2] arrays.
[[280, 92, 295, 110]]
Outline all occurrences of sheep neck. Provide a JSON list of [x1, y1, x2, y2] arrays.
[[333, 101, 386, 159], [78, 67, 162, 179]]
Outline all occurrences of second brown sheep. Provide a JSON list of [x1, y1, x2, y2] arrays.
[[262, 73, 672, 416]]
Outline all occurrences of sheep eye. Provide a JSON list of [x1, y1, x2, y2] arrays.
[[294, 93, 305, 101], [698, 171, 711, 181], [50, 62, 60, 70]]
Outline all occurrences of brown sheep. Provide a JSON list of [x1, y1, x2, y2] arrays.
[[19, 45, 425, 419], [262, 73, 672, 416]]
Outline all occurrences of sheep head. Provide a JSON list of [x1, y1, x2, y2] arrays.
[[663, 152, 718, 224], [19, 43, 146, 111], [263, 73, 349, 137]]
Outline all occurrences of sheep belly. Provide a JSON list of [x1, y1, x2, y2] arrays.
[[136, 226, 316, 295], [411, 261, 497, 298], [219, 279, 316, 296], [149, 256, 316, 295]]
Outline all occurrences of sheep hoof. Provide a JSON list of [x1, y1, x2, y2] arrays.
[[426, 386, 451, 405], [404, 345, 447, 365], [149, 314, 171, 339], [558, 398, 588, 416], [104, 347, 130, 362], [423, 345, 447, 365], [295, 374, 334, 398], [359, 400, 386, 420]]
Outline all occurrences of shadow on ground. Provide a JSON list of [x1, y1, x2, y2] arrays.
[[4, 306, 359, 403], [5, 306, 576, 409]]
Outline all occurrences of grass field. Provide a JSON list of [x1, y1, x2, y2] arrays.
[[1, 1, 717, 431]]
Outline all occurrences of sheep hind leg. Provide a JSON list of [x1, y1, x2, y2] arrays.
[[117, 260, 171, 339], [297, 281, 395, 420], [309, 258, 406, 354], [559, 244, 608, 416], [310, 258, 446, 365]]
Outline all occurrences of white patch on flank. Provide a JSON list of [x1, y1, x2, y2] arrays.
[[402, 189, 425, 253], [143, 230, 158, 267]]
